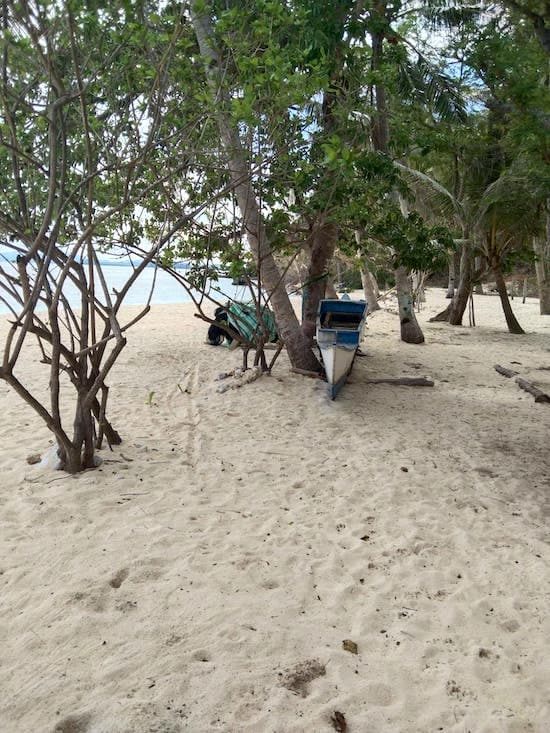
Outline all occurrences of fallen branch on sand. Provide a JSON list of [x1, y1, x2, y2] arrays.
[[290, 367, 324, 379], [494, 364, 519, 378], [494, 364, 550, 403], [515, 378, 550, 403], [365, 376, 434, 387]]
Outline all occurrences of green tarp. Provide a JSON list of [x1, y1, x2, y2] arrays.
[[227, 301, 278, 344]]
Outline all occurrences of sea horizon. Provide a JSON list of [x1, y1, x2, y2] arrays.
[[0, 263, 245, 315]]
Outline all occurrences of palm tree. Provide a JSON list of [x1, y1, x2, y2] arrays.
[[364, 0, 479, 341], [397, 156, 546, 333]]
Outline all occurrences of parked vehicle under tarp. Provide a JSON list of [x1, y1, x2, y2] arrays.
[[207, 301, 278, 346]]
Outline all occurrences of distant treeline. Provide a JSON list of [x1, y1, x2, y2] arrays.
[[0, 252, 191, 269]]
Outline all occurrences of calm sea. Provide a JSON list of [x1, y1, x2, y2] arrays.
[[0, 264, 246, 315]]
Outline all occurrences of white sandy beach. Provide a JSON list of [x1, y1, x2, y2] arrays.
[[1, 288, 550, 733]]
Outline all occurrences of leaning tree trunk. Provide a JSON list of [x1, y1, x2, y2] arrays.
[[431, 242, 474, 325], [355, 233, 380, 312], [493, 265, 525, 334], [533, 233, 550, 315], [361, 268, 381, 313], [301, 220, 338, 344], [368, 269, 380, 299], [429, 300, 452, 322], [191, 4, 320, 372], [395, 266, 424, 343], [449, 245, 474, 325]]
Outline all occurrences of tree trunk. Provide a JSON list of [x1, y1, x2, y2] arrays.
[[412, 271, 426, 303], [325, 278, 339, 299], [473, 256, 484, 294], [190, 5, 320, 372], [52, 397, 97, 473], [448, 243, 475, 324], [533, 234, 550, 315], [92, 391, 122, 448], [391, 194, 425, 337], [301, 221, 338, 344], [361, 268, 380, 313], [446, 253, 456, 298], [395, 266, 424, 343], [448, 246, 473, 325], [368, 269, 380, 299], [430, 243, 475, 324], [429, 301, 452, 322], [370, 18, 390, 153], [369, 7, 424, 344], [493, 266, 525, 334]]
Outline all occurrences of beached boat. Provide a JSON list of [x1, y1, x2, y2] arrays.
[[316, 299, 367, 399]]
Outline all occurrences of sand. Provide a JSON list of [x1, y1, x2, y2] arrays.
[[1, 289, 550, 733]]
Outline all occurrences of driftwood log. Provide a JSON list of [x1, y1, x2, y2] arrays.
[[365, 376, 434, 387], [290, 370, 434, 387], [494, 364, 550, 404], [515, 378, 550, 403], [494, 364, 519, 378]]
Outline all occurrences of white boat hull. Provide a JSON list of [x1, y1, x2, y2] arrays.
[[316, 299, 367, 399], [319, 344, 356, 392]]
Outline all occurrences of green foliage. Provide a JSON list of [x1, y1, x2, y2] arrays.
[[417, 1, 483, 31], [365, 207, 454, 272], [3, 0, 544, 306], [0, 0, 209, 258], [339, 267, 362, 291], [178, 0, 478, 282], [467, 14, 549, 163]]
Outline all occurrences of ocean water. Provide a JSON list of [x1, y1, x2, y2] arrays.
[[0, 264, 246, 315]]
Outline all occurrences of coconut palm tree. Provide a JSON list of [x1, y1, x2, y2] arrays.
[[397, 153, 548, 332]]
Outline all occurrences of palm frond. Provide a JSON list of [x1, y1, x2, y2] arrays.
[[395, 161, 465, 224], [417, 2, 484, 31], [396, 53, 467, 122], [478, 172, 548, 238]]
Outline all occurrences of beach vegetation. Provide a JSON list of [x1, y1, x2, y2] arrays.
[[185, 0, 465, 352], [413, 3, 550, 327], [0, 1, 224, 472], [1, 0, 548, 472]]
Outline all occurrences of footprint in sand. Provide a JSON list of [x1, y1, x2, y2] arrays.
[[52, 711, 92, 733], [109, 568, 129, 589], [69, 589, 108, 613], [172, 365, 202, 468], [501, 618, 521, 633], [366, 683, 394, 706], [191, 649, 212, 662], [115, 599, 137, 612], [280, 659, 326, 698]]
